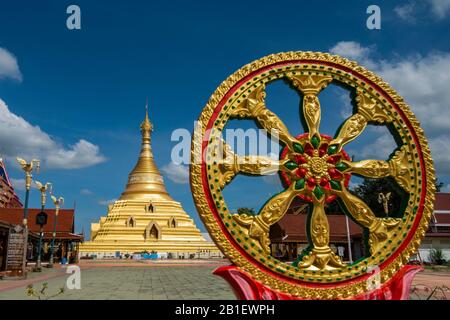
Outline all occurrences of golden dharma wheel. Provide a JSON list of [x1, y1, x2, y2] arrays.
[[190, 52, 435, 299]]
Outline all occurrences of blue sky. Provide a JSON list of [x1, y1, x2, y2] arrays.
[[1, 0, 450, 238]]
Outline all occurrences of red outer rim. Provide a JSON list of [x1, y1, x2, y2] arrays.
[[200, 59, 426, 289]]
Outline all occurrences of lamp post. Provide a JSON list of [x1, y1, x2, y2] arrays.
[[48, 194, 64, 268], [33, 181, 51, 272], [345, 215, 353, 263], [16, 158, 40, 276], [16, 158, 40, 227]]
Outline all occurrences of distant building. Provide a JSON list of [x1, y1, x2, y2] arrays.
[[0, 208, 83, 265], [269, 199, 364, 262], [417, 193, 450, 261], [0, 159, 83, 270], [270, 194, 450, 263]]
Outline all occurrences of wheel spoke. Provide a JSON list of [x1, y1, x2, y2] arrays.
[[329, 113, 368, 151], [230, 85, 298, 150], [215, 140, 286, 189], [339, 159, 390, 178], [330, 184, 401, 255], [288, 74, 332, 139], [297, 195, 346, 270], [388, 145, 414, 193], [337, 145, 413, 193], [330, 89, 390, 152], [233, 183, 302, 253]]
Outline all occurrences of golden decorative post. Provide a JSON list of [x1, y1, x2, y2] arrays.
[[16, 158, 40, 226], [48, 194, 64, 267], [16, 158, 40, 277], [34, 181, 51, 272]]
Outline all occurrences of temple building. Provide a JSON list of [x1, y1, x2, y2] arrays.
[[270, 195, 450, 263], [0, 159, 22, 208], [79, 107, 219, 258], [0, 158, 82, 273]]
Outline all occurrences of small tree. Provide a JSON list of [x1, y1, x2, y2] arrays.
[[428, 248, 446, 265], [26, 283, 65, 300], [352, 177, 404, 217], [237, 207, 256, 215], [435, 180, 444, 192]]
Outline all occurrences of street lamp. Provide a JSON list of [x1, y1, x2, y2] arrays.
[[48, 194, 64, 268], [16, 158, 40, 227], [33, 181, 51, 272], [16, 158, 40, 276]]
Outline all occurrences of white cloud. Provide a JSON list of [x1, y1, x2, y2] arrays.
[[329, 41, 450, 175], [0, 47, 22, 81], [352, 129, 397, 161], [9, 178, 40, 191], [98, 199, 116, 206], [161, 162, 189, 184], [429, 0, 450, 19], [10, 178, 25, 191], [0, 98, 106, 170], [429, 135, 450, 174], [80, 188, 93, 195], [394, 2, 417, 22], [395, 0, 450, 22], [377, 54, 450, 136], [330, 41, 377, 69]]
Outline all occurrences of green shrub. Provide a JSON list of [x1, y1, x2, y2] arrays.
[[428, 248, 446, 265]]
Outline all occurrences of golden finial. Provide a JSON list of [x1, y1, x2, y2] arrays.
[[140, 98, 153, 133]]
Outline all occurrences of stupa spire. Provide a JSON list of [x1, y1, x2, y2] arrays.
[[140, 97, 153, 139], [119, 101, 171, 201]]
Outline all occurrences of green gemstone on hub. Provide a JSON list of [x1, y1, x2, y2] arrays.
[[311, 135, 320, 149], [330, 180, 341, 190], [295, 179, 305, 190], [313, 186, 324, 199], [284, 161, 298, 170], [335, 162, 349, 172], [327, 145, 338, 155], [293, 143, 304, 154]]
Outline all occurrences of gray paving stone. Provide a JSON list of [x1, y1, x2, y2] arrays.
[[0, 266, 235, 300]]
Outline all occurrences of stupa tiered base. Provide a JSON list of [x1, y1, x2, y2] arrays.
[[80, 106, 218, 257]]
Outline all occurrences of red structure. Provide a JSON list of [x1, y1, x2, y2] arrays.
[[0, 159, 22, 208], [269, 199, 364, 262], [215, 264, 421, 300]]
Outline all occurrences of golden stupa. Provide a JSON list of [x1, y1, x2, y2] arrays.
[[79, 106, 218, 258]]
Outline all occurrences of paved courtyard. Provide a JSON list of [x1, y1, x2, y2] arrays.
[[0, 260, 235, 300], [0, 260, 449, 300]]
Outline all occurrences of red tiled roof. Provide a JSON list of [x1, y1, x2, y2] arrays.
[[433, 213, 450, 224], [41, 231, 83, 241], [270, 214, 363, 242], [434, 193, 450, 211], [0, 207, 75, 234]]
